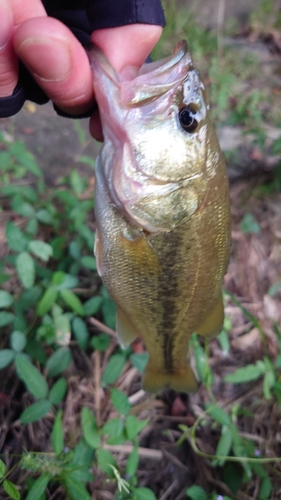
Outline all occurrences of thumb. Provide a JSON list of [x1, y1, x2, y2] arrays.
[[90, 24, 162, 74], [89, 24, 162, 140]]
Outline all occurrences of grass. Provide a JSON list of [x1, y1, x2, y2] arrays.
[[0, 1, 281, 499]]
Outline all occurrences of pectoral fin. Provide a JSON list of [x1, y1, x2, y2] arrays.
[[142, 360, 198, 393], [116, 307, 138, 348], [196, 293, 224, 339]]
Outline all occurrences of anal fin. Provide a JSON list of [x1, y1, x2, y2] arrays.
[[196, 292, 224, 340], [142, 360, 198, 393], [116, 307, 138, 348]]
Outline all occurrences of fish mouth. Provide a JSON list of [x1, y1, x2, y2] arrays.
[[89, 40, 193, 107]]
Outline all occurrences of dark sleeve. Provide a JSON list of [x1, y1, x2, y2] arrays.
[[0, 0, 165, 119]]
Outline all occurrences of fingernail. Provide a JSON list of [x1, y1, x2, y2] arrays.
[[120, 66, 139, 81], [17, 37, 71, 82]]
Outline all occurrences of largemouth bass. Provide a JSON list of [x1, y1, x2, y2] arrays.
[[90, 40, 231, 393]]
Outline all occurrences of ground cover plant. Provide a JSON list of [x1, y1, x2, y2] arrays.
[[0, 0, 281, 499]]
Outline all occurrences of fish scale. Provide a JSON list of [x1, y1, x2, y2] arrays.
[[90, 40, 231, 393]]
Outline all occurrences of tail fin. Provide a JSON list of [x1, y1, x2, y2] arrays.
[[142, 360, 198, 393]]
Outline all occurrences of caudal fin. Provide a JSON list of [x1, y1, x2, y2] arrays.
[[142, 360, 198, 393]]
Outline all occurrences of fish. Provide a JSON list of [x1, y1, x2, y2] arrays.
[[89, 40, 231, 393]]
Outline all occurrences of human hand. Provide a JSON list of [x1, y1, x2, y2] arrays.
[[0, 0, 162, 140]]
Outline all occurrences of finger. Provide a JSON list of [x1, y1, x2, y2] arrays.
[[0, 0, 18, 96], [89, 24, 162, 141], [14, 17, 94, 115], [10, 0, 46, 26], [90, 24, 162, 73]]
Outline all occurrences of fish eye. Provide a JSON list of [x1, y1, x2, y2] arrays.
[[178, 105, 198, 133]]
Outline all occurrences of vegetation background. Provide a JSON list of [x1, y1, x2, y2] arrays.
[[0, 0, 281, 499]]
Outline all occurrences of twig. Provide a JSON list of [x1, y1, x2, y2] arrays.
[[103, 443, 163, 460], [159, 479, 179, 500], [162, 449, 189, 472], [239, 431, 265, 444], [128, 389, 146, 405], [88, 317, 117, 339]]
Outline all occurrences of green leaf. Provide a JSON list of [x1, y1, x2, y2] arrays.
[[49, 378, 67, 405], [186, 485, 208, 500], [0, 349, 15, 369], [224, 363, 265, 384], [52, 272, 79, 291], [15, 202, 36, 219], [72, 317, 89, 349], [110, 388, 131, 415], [3, 480, 20, 500], [0, 290, 13, 308], [126, 444, 139, 477], [0, 458, 7, 478], [268, 280, 281, 297], [0, 274, 10, 286], [46, 347, 72, 377], [125, 415, 148, 441], [134, 487, 157, 500], [51, 410, 64, 455], [60, 289, 84, 315], [78, 225, 94, 250], [218, 329, 230, 355], [90, 333, 110, 352], [83, 296, 103, 316], [70, 170, 85, 197], [205, 404, 230, 426], [18, 286, 42, 311], [258, 476, 273, 500], [26, 473, 50, 500], [54, 313, 70, 345], [66, 468, 94, 483], [263, 369, 275, 399], [0, 311, 15, 327], [96, 449, 116, 478], [17, 149, 41, 177], [64, 475, 91, 500], [72, 438, 95, 467], [240, 213, 260, 234], [37, 287, 58, 316], [10, 331, 27, 352], [214, 425, 232, 465], [16, 252, 35, 289], [29, 240, 53, 262], [102, 418, 123, 439], [78, 155, 95, 168], [25, 339, 47, 365], [81, 407, 101, 449], [15, 353, 48, 399], [5, 221, 28, 252], [69, 241, 81, 260], [130, 353, 149, 373], [80, 256, 97, 270], [20, 399, 51, 424], [223, 463, 242, 494], [101, 298, 116, 329], [102, 353, 126, 386], [36, 209, 54, 225]]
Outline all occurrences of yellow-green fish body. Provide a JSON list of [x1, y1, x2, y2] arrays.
[[90, 41, 231, 393]]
